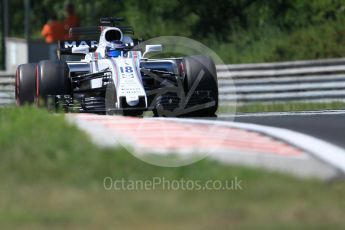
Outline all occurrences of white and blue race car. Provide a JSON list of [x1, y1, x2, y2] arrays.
[[16, 17, 218, 116]]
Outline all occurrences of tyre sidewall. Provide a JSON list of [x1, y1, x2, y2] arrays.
[[36, 60, 71, 104], [16, 63, 36, 105], [182, 55, 218, 115]]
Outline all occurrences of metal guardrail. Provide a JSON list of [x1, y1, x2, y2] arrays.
[[0, 72, 15, 106], [218, 58, 345, 104], [2, 58, 345, 106]]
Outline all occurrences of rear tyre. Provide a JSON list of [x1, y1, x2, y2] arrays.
[[182, 55, 218, 116], [36, 60, 71, 108], [15, 63, 36, 105]]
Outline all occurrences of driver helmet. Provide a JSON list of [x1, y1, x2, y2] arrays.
[[106, 40, 125, 57]]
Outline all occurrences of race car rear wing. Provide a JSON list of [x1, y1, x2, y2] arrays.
[[57, 40, 98, 58], [57, 38, 142, 58]]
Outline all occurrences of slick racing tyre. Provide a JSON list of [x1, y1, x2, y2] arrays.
[[182, 55, 218, 116], [16, 63, 36, 105], [35, 60, 71, 107]]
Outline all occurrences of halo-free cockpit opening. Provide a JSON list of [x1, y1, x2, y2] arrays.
[[105, 29, 122, 42]]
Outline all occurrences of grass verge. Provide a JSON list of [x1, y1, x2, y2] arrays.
[[219, 101, 345, 114], [0, 106, 345, 229]]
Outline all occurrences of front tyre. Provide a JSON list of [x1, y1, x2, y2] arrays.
[[182, 55, 218, 116]]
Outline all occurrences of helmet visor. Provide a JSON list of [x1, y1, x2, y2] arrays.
[[107, 50, 121, 57]]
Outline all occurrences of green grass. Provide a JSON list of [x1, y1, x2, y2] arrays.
[[1, 106, 345, 229], [219, 101, 345, 114]]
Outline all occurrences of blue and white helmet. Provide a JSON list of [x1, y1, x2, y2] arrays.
[[106, 40, 126, 57]]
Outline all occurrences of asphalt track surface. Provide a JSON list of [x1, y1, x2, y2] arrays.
[[214, 111, 345, 150]]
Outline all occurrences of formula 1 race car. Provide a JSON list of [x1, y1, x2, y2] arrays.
[[16, 17, 218, 116]]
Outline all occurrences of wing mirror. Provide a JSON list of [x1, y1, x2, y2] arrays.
[[143, 44, 162, 58], [72, 45, 89, 54]]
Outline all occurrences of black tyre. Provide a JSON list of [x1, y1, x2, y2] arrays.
[[182, 55, 218, 116], [15, 63, 36, 105], [36, 60, 71, 106]]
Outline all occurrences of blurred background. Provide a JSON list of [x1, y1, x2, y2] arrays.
[[1, 1, 345, 229], [2, 0, 345, 71]]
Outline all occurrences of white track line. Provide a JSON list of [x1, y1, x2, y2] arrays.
[[154, 117, 345, 175], [219, 110, 345, 117]]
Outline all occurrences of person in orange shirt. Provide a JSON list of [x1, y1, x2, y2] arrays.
[[41, 14, 65, 43], [41, 14, 65, 60], [64, 3, 80, 39]]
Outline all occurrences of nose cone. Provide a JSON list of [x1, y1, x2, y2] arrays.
[[126, 95, 139, 106]]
